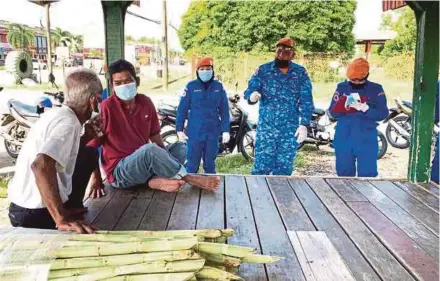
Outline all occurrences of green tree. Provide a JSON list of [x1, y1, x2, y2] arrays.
[[382, 7, 416, 55], [7, 23, 34, 50], [178, 0, 356, 53], [51, 27, 71, 48], [65, 34, 83, 53], [125, 35, 136, 44], [138, 36, 158, 45]]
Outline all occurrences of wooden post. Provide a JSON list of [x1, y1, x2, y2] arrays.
[[191, 55, 197, 80], [407, 2, 439, 182], [45, 3, 53, 77], [101, 1, 130, 91], [162, 0, 169, 91], [364, 40, 372, 61]]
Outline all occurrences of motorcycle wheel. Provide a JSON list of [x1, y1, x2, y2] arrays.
[[377, 130, 388, 160], [238, 128, 256, 162], [161, 130, 179, 146], [4, 139, 20, 158], [385, 115, 411, 149]]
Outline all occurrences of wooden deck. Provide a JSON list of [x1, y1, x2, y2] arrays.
[[84, 177, 440, 281]]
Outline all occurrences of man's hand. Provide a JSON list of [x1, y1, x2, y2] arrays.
[[177, 131, 188, 142], [88, 181, 105, 198], [89, 167, 106, 198], [222, 132, 230, 144], [56, 219, 97, 234], [83, 116, 103, 142], [295, 125, 308, 143], [250, 92, 261, 103]]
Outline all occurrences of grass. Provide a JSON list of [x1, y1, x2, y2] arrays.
[[213, 151, 306, 175], [0, 177, 8, 198], [2, 82, 57, 91]]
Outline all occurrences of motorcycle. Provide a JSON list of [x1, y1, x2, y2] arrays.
[[157, 90, 257, 161], [0, 86, 64, 158], [298, 108, 388, 159], [385, 98, 439, 149]]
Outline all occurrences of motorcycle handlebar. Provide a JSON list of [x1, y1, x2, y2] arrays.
[[44, 91, 64, 103]]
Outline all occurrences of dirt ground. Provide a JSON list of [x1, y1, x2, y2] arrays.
[[295, 144, 409, 178]]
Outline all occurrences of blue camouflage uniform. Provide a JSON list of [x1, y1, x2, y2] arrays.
[[244, 61, 314, 175], [328, 81, 388, 177], [176, 79, 230, 173], [431, 81, 439, 184]]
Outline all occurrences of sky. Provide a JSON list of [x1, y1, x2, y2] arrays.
[[0, 0, 386, 51]]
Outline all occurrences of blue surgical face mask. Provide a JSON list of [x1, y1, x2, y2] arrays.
[[114, 82, 137, 101], [198, 70, 213, 82]]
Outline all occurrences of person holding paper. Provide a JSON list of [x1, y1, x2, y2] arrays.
[[328, 58, 388, 177]]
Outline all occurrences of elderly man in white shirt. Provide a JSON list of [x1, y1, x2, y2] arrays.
[[8, 69, 103, 234]]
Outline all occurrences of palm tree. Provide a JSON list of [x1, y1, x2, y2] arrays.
[[7, 23, 34, 50], [65, 34, 83, 53], [51, 27, 70, 48]]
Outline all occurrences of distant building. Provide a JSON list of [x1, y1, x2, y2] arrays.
[[0, 20, 49, 60], [355, 30, 397, 60]]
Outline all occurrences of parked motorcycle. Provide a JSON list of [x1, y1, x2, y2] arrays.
[[157, 91, 256, 161], [385, 98, 439, 149], [0, 87, 64, 158], [298, 108, 388, 159]]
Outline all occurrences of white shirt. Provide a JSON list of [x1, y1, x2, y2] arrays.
[[8, 106, 82, 209]]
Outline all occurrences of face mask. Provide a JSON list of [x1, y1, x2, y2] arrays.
[[91, 102, 100, 119], [274, 58, 290, 68], [114, 82, 137, 101], [198, 70, 213, 82]]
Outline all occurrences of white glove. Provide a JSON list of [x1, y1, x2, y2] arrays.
[[249, 92, 261, 103], [177, 131, 188, 142], [222, 132, 230, 144], [350, 103, 369, 112], [295, 125, 308, 143]]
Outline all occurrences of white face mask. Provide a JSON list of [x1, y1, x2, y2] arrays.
[[90, 101, 101, 120], [114, 82, 137, 101]]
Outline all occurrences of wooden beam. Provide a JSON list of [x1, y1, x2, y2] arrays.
[[407, 2, 440, 182]]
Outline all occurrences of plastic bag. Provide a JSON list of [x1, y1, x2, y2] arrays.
[[0, 227, 72, 281]]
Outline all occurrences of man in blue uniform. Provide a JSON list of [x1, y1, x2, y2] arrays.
[[244, 38, 314, 175], [431, 80, 439, 184], [176, 57, 230, 174], [329, 58, 388, 177]]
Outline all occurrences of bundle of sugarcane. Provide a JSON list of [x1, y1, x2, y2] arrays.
[[0, 229, 281, 281]]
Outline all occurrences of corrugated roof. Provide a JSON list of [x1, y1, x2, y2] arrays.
[[383, 0, 407, 11]]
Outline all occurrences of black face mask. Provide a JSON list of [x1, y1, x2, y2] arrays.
[[274, 58, 290, 68]]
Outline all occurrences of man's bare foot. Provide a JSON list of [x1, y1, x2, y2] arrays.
[[148, 177, 185, 193], [183, 175, 221, 191]]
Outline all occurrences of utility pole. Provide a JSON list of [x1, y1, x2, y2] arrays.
[[45, 3, 53, 78], [162, 0, 169, 91]]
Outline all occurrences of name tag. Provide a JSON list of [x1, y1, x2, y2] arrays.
[[194, 89, 202, 93]]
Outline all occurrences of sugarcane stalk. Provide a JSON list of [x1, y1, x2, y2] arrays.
[[196, 266, 242, 281], [51, 250, 200, 270], [195, 242, 255, 258], [202, 254, 241, 267], [50, 259, 205, 281], [96, 229, 232, 239], [242, 254, 282, 264], [105, 272, 195, 281], [53, 237, 198, 258]]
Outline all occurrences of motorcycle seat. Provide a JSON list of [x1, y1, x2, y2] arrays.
[[314, 108, 326, 116], [402, 101, 412, 109], [8, 99, 41, 118], [158, 108, 177, 118]]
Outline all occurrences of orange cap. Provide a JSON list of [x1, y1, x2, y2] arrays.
[[197, 57, 214, 68], [346, 58, 370, 80], [276, 37, 296, 48]]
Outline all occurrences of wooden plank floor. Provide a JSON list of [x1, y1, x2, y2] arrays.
[[84, 177, 439, 281]]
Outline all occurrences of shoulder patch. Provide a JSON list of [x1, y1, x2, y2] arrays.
[[333, 91, 340, 102], [181, 87, 188, 97]]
